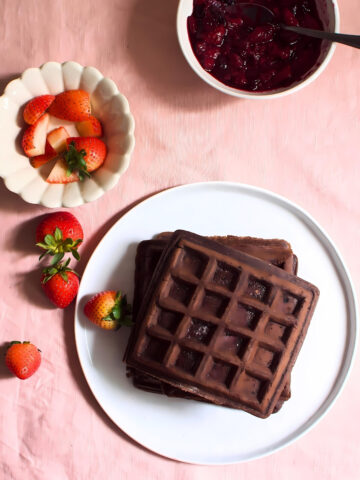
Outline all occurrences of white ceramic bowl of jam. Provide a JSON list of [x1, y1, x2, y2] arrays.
[[177, 0, 339, 99], [0, 61, 135, 208]]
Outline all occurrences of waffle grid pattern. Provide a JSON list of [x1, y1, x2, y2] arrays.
[[131, 238, 313, 416]]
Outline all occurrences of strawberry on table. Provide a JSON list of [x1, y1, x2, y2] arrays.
[[22, 113, 49, 157], [30, 140, 57, 168], [41, 259, 79, 308], [5, 341, 41, 380], [48, 89, 91, 122], [47, 127, 70, 154], [23, 95, 55, 125], [76, 115, 102, 137], [84, 291, 132, 330], [36, 211, 83, 263]]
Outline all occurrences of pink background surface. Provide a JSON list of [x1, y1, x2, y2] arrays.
[[0, 0, 359, 478]]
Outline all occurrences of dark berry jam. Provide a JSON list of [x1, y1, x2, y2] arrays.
[[187, 0, 324, 92]]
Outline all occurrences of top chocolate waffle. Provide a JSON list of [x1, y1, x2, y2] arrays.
[[125, 230, 319, 418], [133, 234, 298, 318], [130, 233, 297, 412]]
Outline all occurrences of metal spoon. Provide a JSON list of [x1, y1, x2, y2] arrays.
[[239, 3, 360, 49]]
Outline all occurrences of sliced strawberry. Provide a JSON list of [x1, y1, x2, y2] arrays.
[[48, 90, 91, 122], [46, 158, 79, 184], [30, 141, 57, 168], [22, 113, 49, 157], [65, 137, 107, 177], [76, 115, 102, 137], [23, 95, 55, 125], [47, 127, 70, 154]]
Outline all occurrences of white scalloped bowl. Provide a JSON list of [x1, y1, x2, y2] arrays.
[[0, 61, 135, 208]]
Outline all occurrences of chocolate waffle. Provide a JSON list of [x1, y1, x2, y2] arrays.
[[130, 234, 297, 411], [125, 230, 319, 418]]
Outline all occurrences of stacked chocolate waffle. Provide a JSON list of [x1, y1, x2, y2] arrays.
[[124, 230, 319, 418]]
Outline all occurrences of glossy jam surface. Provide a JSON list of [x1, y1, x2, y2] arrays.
[[187, 0, 324, 92]]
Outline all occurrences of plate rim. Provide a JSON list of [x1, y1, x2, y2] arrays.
[[74, 181, 358, 465]]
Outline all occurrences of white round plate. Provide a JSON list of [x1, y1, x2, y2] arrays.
[[74, 182, 357, 465]]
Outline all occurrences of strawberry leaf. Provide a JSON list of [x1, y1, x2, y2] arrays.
[[36, 242, 50, 249], [63, 141, 91, 182], [60, 271, 68, 282], [51, 252, 64, 265], [112, 304, 121, 320], [44, 234, 56, 246], [54, 227, 63, 242], [72, 249, 80, 261]]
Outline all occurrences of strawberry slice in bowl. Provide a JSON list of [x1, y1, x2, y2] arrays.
[[47, 127, 70, 154], [23, 94, 55, 125], [22, 113, 50, 157], [30, 141, 57, 168], [76, 115, 103, 137]]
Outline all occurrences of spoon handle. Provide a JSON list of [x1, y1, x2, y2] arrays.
[[284, 25, 360, 49]]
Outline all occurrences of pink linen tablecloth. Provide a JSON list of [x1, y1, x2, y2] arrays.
[[1, 0, 359, 478]]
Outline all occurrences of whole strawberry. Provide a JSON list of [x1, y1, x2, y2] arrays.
[[5, 341, 41, 380], [41, 259, 79, 308], [84, 291, 132, 330], [36, 211, 83, 263]]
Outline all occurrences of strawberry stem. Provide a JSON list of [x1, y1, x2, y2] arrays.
[[42, 258, 79, 284], [63, 141, 91, 181], [36, 227, 82, 262]]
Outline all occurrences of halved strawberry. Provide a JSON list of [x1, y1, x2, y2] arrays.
[[48, 90, 91, 122], [76, 115, 102, 137], [30, 141, 57, 168], [46, 158, 79, 184], [22, 113, 49, 157], [47, 127, 70, 154], [23, 95, 55, 125]]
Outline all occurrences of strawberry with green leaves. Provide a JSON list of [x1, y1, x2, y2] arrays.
[[84, 291, 132, 330], [41, 259, 79, 308], [36, 211, 83, 264], [5, 341, 41, 379], [46, 137, 107, 183]]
